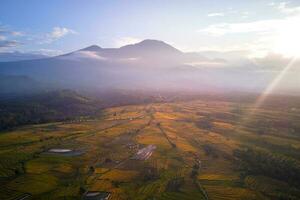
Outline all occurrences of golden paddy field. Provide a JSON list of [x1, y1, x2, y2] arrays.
[[0, 100, 300, 199]]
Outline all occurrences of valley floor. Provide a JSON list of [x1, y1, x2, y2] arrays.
[[0, 99, 300, 200]]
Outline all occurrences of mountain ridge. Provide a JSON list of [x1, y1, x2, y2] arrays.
[[79, 39, 181, 53], [0, 39, 278, 94]]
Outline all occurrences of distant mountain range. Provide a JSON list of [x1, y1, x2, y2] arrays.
[[0, 74, 45, 95], [0, 39, 282, 95], [0, 51, 48, 62]]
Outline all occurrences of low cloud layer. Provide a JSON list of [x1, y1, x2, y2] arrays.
[[61, 50, 107, 61]]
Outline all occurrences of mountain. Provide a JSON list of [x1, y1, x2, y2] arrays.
[[81, 39, 181, 54], [80, 45, 102, 52], [0, 40, 193, 90], [64, 39, 182, 62], [0, 39, 275, 94], [0, 90, 103, 130], [0, 51, 48, 62], [0, 74, 50, 97], [118, 39, 181, 55]]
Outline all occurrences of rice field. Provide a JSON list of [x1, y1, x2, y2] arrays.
[[0, 99, 299, 199]]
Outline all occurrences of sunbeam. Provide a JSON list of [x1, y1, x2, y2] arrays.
[[253, 57, 298, 110], [241, 56, 299, 124]]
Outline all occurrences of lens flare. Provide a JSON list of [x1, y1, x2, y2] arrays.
[[241, 56, 298, 124], [253, 58, 297, 109]]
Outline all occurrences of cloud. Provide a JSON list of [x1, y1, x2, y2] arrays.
[[49, 27, 76, 39], [198, 19, 282, 36], [270, 1, 300, 15], [240, 11, 250, 19], [0, 28, 24, 37], [119, 57, 140, 62], [11, 31, 24, 36], [207, 10, 250, 18], [114, 37, 142, 47], [198, 3, 300, 37], [0, 40, 21, 48], [0, 26, 24, 49], [44, 27, 77, 43], [253, 53, 291, 68], [0, 29, 12, 35], [207, 12, 225, 17], [197, 10, 300, 57], [185, 60, 228, 68]]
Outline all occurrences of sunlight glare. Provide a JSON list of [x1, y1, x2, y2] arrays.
[[273, 16, 300, 57]]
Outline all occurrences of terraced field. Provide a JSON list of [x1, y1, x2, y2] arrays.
[[1, 100, 300, 199]]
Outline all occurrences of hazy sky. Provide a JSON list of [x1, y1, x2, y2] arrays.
[[0, 0, 300, 58]]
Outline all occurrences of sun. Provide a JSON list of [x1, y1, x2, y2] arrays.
[[273, 16, 300, 57]]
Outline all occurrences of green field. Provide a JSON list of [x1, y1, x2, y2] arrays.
[[1, 100, 300, 200]]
